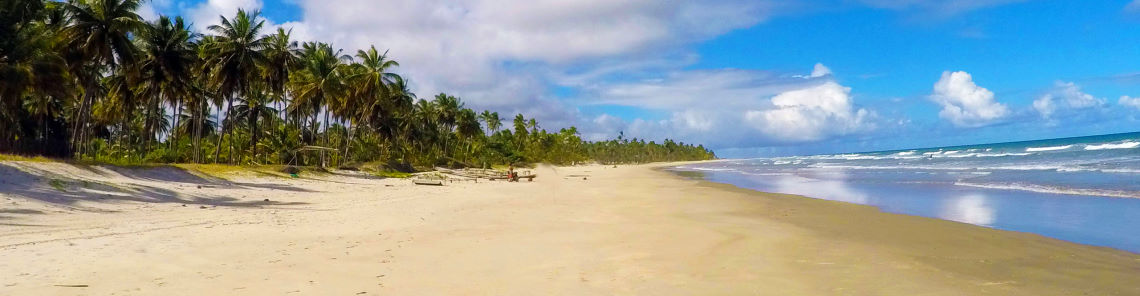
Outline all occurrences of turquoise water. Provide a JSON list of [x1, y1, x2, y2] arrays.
[[672, 131, 1140, 253]]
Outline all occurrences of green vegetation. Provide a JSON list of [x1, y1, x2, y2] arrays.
[[372, 171, 413, 179], [47, 178, 67, 191], [0, 0, 716, 170]]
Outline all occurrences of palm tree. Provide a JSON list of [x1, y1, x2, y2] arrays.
[[135, 15, 196, 153], [455, 108, 481, 162], [63, 0, 145, 157], [527, 118, 539, 135], [346, 45, 399, 124], [0, 0, 71, 154], [202, 9, 268, 163], [232, 88, 276, 162], [261, 28, 299, 129], [289, 41, 346, 166], [344, 45, 400, 161], [479, 110, 501, 135]]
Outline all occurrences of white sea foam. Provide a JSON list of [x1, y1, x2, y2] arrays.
[[1085, 141, 1140, 151], [1026, 145, 1073, 152], [954, 182, 1140, 199], [675, 166, 735, 172], [896, 151, 917, 156]]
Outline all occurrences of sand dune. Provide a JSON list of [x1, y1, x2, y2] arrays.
[[1, 161, 1138, 295]]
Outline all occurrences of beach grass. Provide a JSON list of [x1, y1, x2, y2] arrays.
[[0, 153, 55, 162]]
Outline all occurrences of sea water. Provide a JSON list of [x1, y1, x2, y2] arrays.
[[671, 131, 1140, 253]]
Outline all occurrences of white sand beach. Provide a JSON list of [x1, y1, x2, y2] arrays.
[[1, 161, 1139, 295]]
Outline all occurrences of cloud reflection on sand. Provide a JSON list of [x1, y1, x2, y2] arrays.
[[764, 172, 870, 204], [939, 194, 996, 226]]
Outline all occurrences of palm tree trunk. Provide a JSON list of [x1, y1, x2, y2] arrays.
[[342, 121, 353, 164], [143, 95, 158, 156], [226, 97, 236, 164], [249, 111, 260, 164], [170, 98, 181, 150], [194, 105, 202, 163], [212, 102, 224, 163], [322, 108, 330, 167]]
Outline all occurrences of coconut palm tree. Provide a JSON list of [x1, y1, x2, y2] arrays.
[[479, 110, 501, 135], [454, 108, 481, 162], [202, 9, 268, 163], [261, 28, 298, 127], [63, 0, 144, 157], [343, 45, 400, 161], [346, 45, 399, 124], [0, 0, 71, 154], [135, 15, 196, 153], [232, 87, 276, 162], [289, 41, 346, 166]]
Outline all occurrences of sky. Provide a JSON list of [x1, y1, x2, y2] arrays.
[[141, 0, 1140, 158]]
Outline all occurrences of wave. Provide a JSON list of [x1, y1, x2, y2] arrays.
[[672, 166, 736, 172], [954, 182, 1140, 199], [1026, 145, 1073, 152], [1085, 141, 1140, 151], [895, 151, 917, 156]]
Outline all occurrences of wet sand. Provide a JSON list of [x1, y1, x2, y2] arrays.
[[1, 161, 1138, 295]]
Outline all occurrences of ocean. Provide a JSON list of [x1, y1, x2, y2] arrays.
[[670, 131, 1140, 253]]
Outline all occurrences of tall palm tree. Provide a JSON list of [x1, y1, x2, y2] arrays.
[[202, 9, 268, 163], [343, 45, 400, 161], [63, 0, 144, 157], [346, 45, 399, 124], [455, 108, 481, 162], [0, 0, 71, 153], [232, 87, 276, 162], [479, 110, 501, 135], [135, 15, 196, 153], [527, 118, 539, 135], [289, 41, 346, 166], [261, 27, 298, 128]]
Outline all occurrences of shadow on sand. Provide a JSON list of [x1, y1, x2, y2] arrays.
[[0, 163, 310, 215]]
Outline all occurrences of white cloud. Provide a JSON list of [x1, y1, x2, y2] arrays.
[[744, 81, 871, 142], [272, 0, 780, 117], [930, 71, 1008, 127], [138, 0, 174, 21], [1032, 81, 1104, 118], [187, 0, 264, 31], [1127, 0, 1140, 13], [1119, 96, 1140, 110], [579, 64, 876, 147], [810, 63, 832, 78]]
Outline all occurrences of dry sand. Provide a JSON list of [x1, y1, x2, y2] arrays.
[[1, 161, 1138, 295]]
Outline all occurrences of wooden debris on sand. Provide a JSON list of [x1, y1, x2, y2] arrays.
[[434, 167, 537, 182]]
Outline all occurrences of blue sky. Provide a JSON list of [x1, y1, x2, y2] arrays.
[[145, 0, 1140, 157]]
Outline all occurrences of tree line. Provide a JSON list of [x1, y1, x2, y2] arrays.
[[0, 0, 716, 169]]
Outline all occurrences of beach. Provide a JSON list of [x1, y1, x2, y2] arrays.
[[1, 161, 1139, 295]]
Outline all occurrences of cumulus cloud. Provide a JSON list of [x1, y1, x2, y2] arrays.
[[279, 0, 778, 110], [744, 81, 871, 142], [810, 63, 832, 78], [187, 0, 265, 30], [930, 71, 1008, 127], [1119, 96, 1140, 110], [1032, 81, 1104, 118], [579, 64, 876, 147]]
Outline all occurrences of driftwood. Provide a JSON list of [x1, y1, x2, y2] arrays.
[[413, 179, 444, 186], [431, 167, 537, 182]]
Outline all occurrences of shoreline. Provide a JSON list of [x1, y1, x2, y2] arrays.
[[658, 163, 1140, 255], [2, 161, 1138, 294]]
